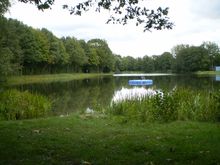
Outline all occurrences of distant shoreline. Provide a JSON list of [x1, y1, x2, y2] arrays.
[[113, 73, 174, 77], [5, 73, 112, 85], [195, 71, 220, 75]]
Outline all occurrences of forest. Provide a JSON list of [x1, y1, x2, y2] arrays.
[[1, 16, 220, 77]]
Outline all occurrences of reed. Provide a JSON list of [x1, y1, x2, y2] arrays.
[[109, 88, 220, 122], [0, 89, 51, 120]]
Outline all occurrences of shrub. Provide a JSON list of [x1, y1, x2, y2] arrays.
[[0, 89, 51, 120]]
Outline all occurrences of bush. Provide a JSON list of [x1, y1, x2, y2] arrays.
[[0, 89, 51, 120]]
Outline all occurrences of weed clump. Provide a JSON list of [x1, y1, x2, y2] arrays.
[[0, 89, 51, 120]]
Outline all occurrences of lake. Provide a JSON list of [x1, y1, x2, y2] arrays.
[[9, 74, 220, 116]]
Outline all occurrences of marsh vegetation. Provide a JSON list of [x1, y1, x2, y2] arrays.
[[109, 87, 220, 122], [0, 89, 51, 120]]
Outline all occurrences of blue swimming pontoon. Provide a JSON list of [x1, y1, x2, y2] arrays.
[[128, 79, 153, 86]]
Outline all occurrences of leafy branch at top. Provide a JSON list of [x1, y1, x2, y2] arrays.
[[18, 0, 174, 31]]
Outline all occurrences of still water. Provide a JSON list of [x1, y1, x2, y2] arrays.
[[10, 74, 220, 115]]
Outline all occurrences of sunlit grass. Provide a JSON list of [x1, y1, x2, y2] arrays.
[[6, 73, 112, 85], [196, 71, 220, 75]]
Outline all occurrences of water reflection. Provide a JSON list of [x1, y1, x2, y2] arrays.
[[12, 77, 115, 115], [111, 87, 159, 104]]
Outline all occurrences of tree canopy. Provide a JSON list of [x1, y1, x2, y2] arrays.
[[1, 17, 220, 78], [2, 0, 174, 31]]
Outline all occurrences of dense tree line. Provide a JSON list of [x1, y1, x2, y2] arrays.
[[115, 42, 220, 73], [1, 17, 220, 78], [0, 17, 115, 76]]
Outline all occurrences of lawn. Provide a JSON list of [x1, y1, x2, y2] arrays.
[[0, 114, 219, 165]]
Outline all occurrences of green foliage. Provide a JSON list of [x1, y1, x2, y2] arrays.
[[0, 47, 14, 76], [142, 55, 155, 72], [0, 89, 51, 120], [173, 46, 210, 73], [62, 37, 88, 72], [0, 18, 23, 76], [201, 41, 220, 69], [0, 0, 10, 15], [151, 90, 179, 122], [109, 88, 220, 122], [41, 28, 67, 65], [154, 52, 174, 72], [20, 27, 43, 63], [88, 39, 115, 73]]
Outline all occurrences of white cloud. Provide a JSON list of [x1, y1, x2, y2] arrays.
[[5, 0, 220, 57]]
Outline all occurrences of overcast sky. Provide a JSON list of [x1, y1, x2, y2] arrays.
[[5, 0, 220, 57]]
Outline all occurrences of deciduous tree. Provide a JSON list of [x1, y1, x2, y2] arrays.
[[201, 41, 220, 69], [88, 39, 114, 72], [62, 37, 88, 72]]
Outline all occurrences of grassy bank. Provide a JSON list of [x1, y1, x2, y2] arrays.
[[6, 73, 112, 85], [0, 114, 220, 165], [195, 71, 220, 75]]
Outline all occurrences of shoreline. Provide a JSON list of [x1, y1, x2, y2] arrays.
[[5, 73, 113, 85]]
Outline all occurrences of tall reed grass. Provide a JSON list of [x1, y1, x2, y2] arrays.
[[109, 88, 220, 122], [0, 89, 51, 120]]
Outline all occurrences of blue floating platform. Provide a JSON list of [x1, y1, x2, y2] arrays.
[[129, 79, 153, 86]]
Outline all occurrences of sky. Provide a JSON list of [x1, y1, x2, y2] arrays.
[[5, 0, 220, 57]]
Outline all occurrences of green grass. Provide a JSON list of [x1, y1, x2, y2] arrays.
[[195, 71, 220, 75], [6, 73, 112, 85], [0, 114, 219, 165], [119, 71, 144, 74]]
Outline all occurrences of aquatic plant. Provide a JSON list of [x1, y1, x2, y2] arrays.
[[109, 87, 220, 122], [0, 89, 51, 120]]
